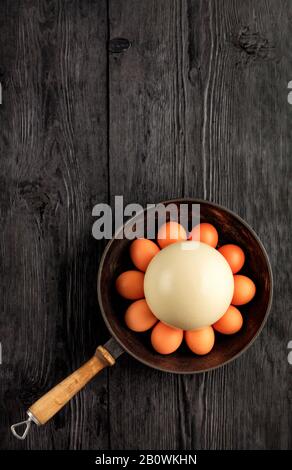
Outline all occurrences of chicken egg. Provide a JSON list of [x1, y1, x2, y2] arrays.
[[157, 221, 187, 249], [115, 270, 144, 300], [130, 238, 160, 272], [185, 326, 215, 355], [218, 244, 245, 274], [213, 305, 243, 334], [189, 223, 218, 248], [232, 275, 256, 305], [151, 321, 183, 354], [125, 299, 157, 332]]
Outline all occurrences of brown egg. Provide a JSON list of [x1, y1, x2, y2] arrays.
[[213, 305, 243, 334], [232, 275, 256, 305], [115, 270, 145, 300], [151, 322, 183, 354], [125, 299, 158, 332], [130, 238, 160, 272], [189, 223, 218, 248], [157, 221, 187, 249], [218, 244, 245, 274], [185, 326, 215, 355]]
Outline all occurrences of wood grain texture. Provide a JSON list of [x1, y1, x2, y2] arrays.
[[108, 0, 189, 450], [0, 0, 109, 450], [108, 0, 291, 450], [0, 0, 291, 450]]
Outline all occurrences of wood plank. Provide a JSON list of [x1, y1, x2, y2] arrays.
[[108, 0, 291, 450], [0, 0, 109, 449], [108, 0, 194, 450], [0, 0, 291, 450], [182, 0, 292, 450]]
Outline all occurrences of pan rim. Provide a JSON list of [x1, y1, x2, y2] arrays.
[[97, 198, 273, 374]]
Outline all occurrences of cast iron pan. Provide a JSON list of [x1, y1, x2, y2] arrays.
[[11, 199, 273, 439]]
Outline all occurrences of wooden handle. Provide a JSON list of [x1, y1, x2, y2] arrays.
[[29, 346, 115, 425]]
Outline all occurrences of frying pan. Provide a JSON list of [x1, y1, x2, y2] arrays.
[[11, 199, 273, 439]]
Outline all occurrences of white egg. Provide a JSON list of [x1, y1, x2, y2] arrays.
[[144, 241, 234, 330]]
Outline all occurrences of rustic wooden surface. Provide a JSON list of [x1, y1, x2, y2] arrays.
[[0, 0, 291, 450]]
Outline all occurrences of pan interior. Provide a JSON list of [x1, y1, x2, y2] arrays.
[[98, 199, 272, 374]]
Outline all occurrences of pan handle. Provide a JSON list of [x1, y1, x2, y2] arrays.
[[11, 346, 115, 439]]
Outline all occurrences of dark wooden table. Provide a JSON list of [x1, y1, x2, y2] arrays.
[[0, 0, 291, 450]]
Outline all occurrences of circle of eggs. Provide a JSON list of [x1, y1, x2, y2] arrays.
[[115, 221, 257, 356]]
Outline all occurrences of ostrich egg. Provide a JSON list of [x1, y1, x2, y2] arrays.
[[144, 241, 234, 330]]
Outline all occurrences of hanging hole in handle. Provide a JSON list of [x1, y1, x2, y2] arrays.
[[11, 415, 33, 440]]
